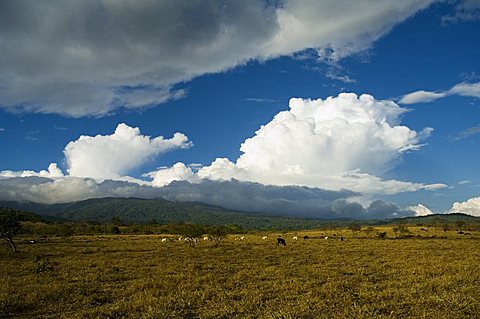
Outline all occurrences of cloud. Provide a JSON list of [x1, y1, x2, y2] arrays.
[[0, 176, 415, 219], [449, 82, 480, 98], [0, 163, 64, 179], [0, 0, 435, 117], [325, 71, 357, 84], [271, 1, 434, 62], [398, 90, 447, 104], [442, 0, 480, 23], [407, 203, 434, 216], [399, 82, 480, 104], [455, 125, 480, 140], [1, 93, 445, 207], [152, 93, 438, 195], [366, 200, 414, 219], [64, 123, 191, 179], [243, 98, 279, 103], [422, 183, 448, 190], [148, 162, 200, 187], [450, 196, 480, 216], [0, 176, 99, 204]]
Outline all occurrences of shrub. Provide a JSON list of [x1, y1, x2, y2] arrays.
[[377, 232, 387, 239], [111, 226, 121, 234]]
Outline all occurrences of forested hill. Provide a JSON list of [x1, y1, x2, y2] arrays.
[[1, 197, 478, 230], [387, 213, 480, 225], [0, 197, 326, 230]]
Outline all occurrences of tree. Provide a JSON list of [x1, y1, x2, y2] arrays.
[[348, 222, 361, 237], [364, 226, 376, 238], [172, 223, 206, 247], [377, 231, 387, 239], [455, 220, 466, 230], [208, 226, 228, 244], [111, 216, 125, 226], [0, 208, 22, 252]]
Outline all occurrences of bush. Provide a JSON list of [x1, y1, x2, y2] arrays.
[[33, 256, 56, 274], [111, 226, 121, 234], [377, 232, 387, 239]]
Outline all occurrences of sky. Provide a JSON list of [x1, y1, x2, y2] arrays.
[[1, 0, 480, 219]]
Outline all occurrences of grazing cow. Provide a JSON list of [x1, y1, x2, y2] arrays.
[[303, 236, 309, 240], [262, 236, 268, 240], [240, 236, 245, 240], [161, 238, 167, 243], [203, 236, 209, 241], [324, 236, 329, 240], [292, 236, 298, 240], [277, 237, 287, 246]]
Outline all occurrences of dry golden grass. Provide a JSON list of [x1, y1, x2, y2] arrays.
[[1, 229, 480, 318]]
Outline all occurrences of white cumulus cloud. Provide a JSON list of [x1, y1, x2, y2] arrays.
[[148, 162, 200, 187], [64, 123, 192, 179], [152, 93, 440, 195], [450, 197, 480, 216], [408, 204, 434, 216], [0, 0, 435, 117], [0, 163, 64, 179]]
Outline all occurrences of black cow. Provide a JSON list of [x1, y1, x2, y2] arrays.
[[303, 235, 309, 240], [277, 237, 287, 246]]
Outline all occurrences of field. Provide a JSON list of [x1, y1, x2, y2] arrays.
[[1, 228, 480, 319]]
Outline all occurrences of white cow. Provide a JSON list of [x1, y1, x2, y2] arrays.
[[324, 236, 329, 240], [240, 236, 245, 240], [262, 236, 268, 240], [292, 236, 298, 240], [161, 238, 167, 243], [203, 236, 209, 241]]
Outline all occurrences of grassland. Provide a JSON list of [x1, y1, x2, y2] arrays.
[[1, 228, 480, 318]]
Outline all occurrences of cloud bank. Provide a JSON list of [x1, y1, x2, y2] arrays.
[[0, 176, 415, 219], [152, 93, 441, 195], [0, 0, 434, 117]]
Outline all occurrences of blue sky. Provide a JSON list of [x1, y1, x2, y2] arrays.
[[1, 0, 480, 218]]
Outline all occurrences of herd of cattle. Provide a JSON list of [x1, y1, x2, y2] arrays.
[[160, 234, 343, 246]]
